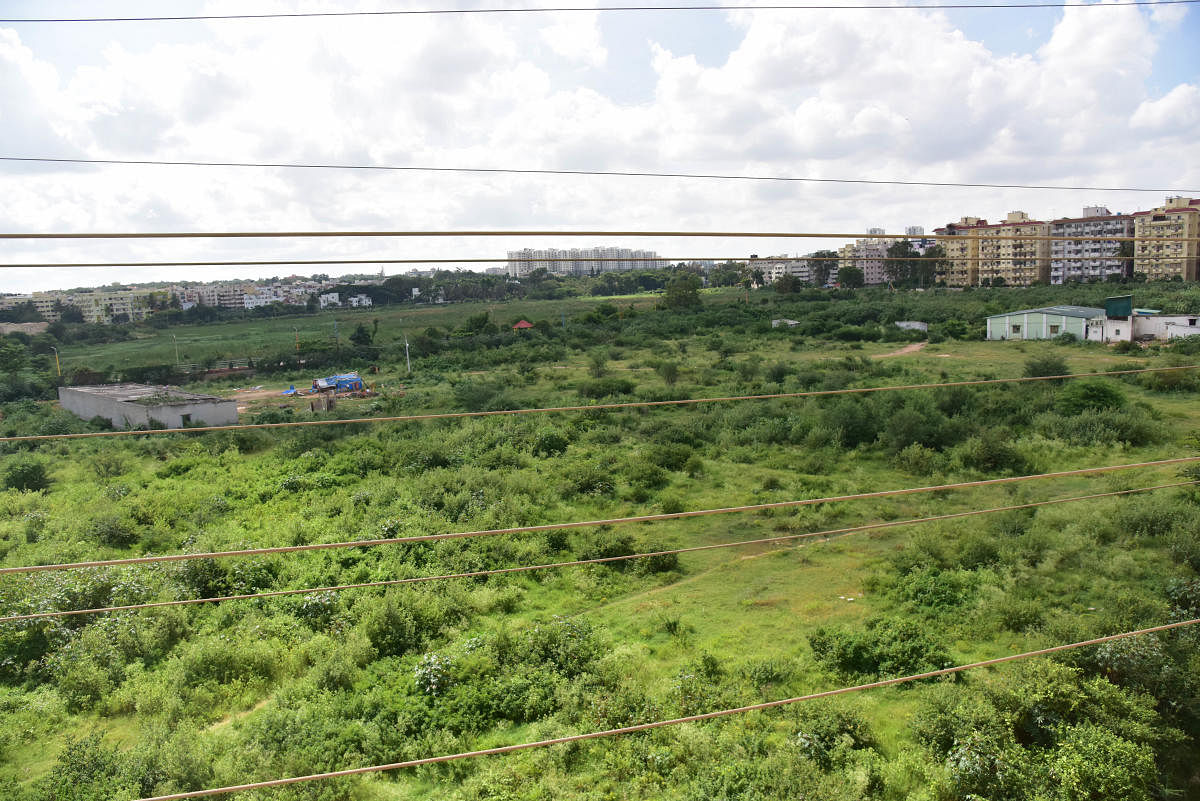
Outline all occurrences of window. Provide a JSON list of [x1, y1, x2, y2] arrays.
[[1011, 324, 1022, 334], [1049, 325, 1060, 334]]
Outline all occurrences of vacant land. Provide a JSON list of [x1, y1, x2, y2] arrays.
[[2, 289, 1199, 801]]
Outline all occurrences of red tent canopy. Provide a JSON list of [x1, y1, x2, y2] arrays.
[[512, 320, 534, 329]]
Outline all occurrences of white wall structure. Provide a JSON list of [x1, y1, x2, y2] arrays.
[[58, 385, 239, 430]]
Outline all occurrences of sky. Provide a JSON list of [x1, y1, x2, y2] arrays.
[[0, 0, 1198, 293]]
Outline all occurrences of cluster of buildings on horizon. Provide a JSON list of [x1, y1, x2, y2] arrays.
[[4, 197, 1198, 325], [0, 277, 379, 325], [504, 247, 669, 277]]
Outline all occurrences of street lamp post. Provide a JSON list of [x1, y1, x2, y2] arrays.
[[170, 334, 180, 364], [49, 346, 61, 377]]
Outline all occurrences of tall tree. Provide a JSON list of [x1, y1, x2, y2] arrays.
[[809, 251, 839, 287], [837, 265, 865, 289]]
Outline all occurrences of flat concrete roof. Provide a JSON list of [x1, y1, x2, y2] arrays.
[[61, 383, 230, 406]]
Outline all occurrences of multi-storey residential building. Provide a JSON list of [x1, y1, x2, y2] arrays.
[[835, 229, 889, 286], [1049, 207, 1133, 284], [506, 248, 666, 277], [1133, 197, 1200, 281], [70, 290, 159, 323], [0, 292, 68, 321], [933, 216, 987, 287], [976, 211, 1050, 286], [755, 255, 813, 285]]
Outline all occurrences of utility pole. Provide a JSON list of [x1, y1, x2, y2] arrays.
[[50, 346, 60, 377], [333, 319, 340, 353], [171, 334, 179, 364], [403, 333, 411, 375]]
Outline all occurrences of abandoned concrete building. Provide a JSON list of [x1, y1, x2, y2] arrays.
[[57, 384, 239, 430]]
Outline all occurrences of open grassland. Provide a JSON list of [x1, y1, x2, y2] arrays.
[[2, 292, 1200, 801]]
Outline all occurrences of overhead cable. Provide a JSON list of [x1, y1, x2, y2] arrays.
[[2, 364, 1197, 444], [2, 456, 1197, 576], [2, 156, 1192, 195], [5, 0, 1198, 24], [131, 617, 1200, 801], [0, 228, 1190, 242], [2, 481, 1188, 624]]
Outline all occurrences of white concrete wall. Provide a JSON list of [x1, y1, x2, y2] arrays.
[[58, 388, 239, 429]]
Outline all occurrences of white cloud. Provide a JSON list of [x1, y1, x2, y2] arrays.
[[0, 1, 1197, 292], [1130, 83, 1200, 131]]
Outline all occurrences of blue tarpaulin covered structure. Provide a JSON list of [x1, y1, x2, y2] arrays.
[[312, 373, 364, 392]]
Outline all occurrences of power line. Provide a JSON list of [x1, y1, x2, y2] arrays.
[[132, 616, 1200, 801], [3, 365, 1197, 444], [3, 481, 1187, 624], [3, 457, 1196, 576], [0, 228, 1190, 242], [2, 156, 1192, 195], [0, 254, 1144, 270], [4, 0, 1196, 23]]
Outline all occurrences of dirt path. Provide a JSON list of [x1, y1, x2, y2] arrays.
[[874, 341, 927, 358]]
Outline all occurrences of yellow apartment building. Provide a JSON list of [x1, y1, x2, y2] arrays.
[[1133, 197, 1200, 281], [932, 216, 986, 287], [977, 212, 1051, 286]]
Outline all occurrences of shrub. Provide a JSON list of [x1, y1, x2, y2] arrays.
[[809, 616, 950, 678], [954, 433, 1029, 474], [560, 462, 616, 497], [578, 377, 635, 398], [532, 431, 569, 457], [1056, 380, 1125, 415], [1025, 355, 1069, 378], [3, 459, 50, 492]]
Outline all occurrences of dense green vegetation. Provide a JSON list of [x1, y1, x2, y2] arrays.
[[1, 285, 1199, 800]]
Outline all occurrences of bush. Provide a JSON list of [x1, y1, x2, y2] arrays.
[[809, 616, 951, 678], [1025, 355, 1069, 378], [1056, 380, 1125, 415], [3, 459, 50, 492], [578, 378, 635, 398], [954, 433, 1029, 474]]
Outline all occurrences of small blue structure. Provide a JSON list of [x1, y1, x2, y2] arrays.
[[312, 373, 364, 392]]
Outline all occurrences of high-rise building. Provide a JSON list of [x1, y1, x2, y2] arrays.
[[1132, 197, 1200, 281], [933, 216, 987, 287], [505, 248, 666, 277], [977, 211, 1050, 286], [1049, 207, 1133, 284]]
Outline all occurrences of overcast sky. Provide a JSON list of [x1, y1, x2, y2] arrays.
[[1, 0, 1198, 293]]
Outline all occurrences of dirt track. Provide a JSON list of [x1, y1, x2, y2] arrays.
[[874, 341, 927, 358]]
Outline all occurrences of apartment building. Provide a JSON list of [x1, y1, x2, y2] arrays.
[[976, 212, 1050, 286], [933, 216, 987, 287], [1132, 197, 1200, 281], [1049, 207, 1133, 284], [838, 230, 889, 286], [754, 255, 812, 285], [506, 247, 666, 277], [0, 292, 65, 321]]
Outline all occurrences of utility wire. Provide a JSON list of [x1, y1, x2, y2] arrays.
[[3, 457, 1197, 576], [3, 481, 1188, 624], [3, 365, 1197, 444], [6, 0, 1199, 23], [0, 254, 1144, 270], [2, 156, 1192, 195], [0, 229, 1190, 242], [132, 616, 1200, 801]]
